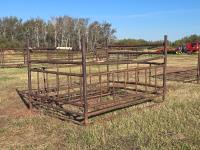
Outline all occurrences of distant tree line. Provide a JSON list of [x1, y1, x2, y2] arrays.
[[1, 16, 199, 50], [172, 34, 200, 46], [114, 34, 200, 47], [0, 16, 116, 50], [113, 38, 163, 46]]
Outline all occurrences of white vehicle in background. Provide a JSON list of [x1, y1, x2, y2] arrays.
[[56, 47, 73, 50]]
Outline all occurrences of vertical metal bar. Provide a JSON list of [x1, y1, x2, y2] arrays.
[[0, 49, 2, 66], [67, 75, 70, 97], [56, 49, 60, 97], [112, 73, 115, 100], [27, 46, 32, 109], [127, 54, 129, 81], [155, 67, 157, 93], [135, 68, 138, 94], [100, 74, 102, 102], [23, 49, 26, 65], [80, 77, 83, 101], [68, 51, 70, 61], [162, 35, 168, 101], [145, 69, 147, 92], [46, 73, 49, 96], [106, 42, 110, 92], [149, 64, 151, 85], [98, 63, 100, 75], [2, 49, 5, 67], [69, 66, 72, 87], [37, 71, 40, 92], [137, 63, 139, 82], [81, 36, 88, 125], [42, 67, 47, 93], [89, 64, 91, 85], [124, 71, 127, 88], [117, 54, 119, 82]]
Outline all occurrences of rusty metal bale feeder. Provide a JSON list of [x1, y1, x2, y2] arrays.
[[17, 35, 168, 125]]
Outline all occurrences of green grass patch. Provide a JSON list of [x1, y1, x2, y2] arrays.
[[0, 76, 14, 81]]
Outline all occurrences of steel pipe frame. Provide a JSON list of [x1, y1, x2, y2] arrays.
[[155, 46, 200, 84], [0, 47, 88, 68], [0, 48, 27, 68], [18, 35, 168, 125]]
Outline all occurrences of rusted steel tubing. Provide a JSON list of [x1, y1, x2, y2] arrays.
[[65, 89, 110, 102], [30, 60, 82, 65], [27, 46, 32, 109], [31, 68, 83, 77], [86, 56, 164, 65], [0, 49, 3, 65], [37, 71, 40, 92], [139, 62, 164, 65], [10, 58, 24, 62], [117, 54, 119, 81], [88, 65, 164, 76], [33, 103, 84, 125], [30, 88, 109, 104], [2, 53, 25, 56], [81, 37, 88, 125], [1, 49, 4, 66], [16, 94, 84, 125], [30, 95, 84, 108], [0, 48, 78, 68], [30, 84, 82, 94], [145, 69, 147, 92], [162, 35, 168, 100], [108, 44, 163, 48], [155, 67, 157, 92], [158, 68, 197, 75], [114, 86, 163, 94], [88, 96, 155, 117], [0, 63, 24, 67], [42, 67, 47, 93], [88, 89, 162, 109], [63, 92, 112, 107], [112, 73, 115, 101], [108, 51, 163, 55], [30, 98, 84, 116], [111, 81, 163, 88], [0, 48, 26, 50]]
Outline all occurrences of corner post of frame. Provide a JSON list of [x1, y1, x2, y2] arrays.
[[27, 40, 32, 109], [81, 36, 88, 125], [162, 35, 168, 101]]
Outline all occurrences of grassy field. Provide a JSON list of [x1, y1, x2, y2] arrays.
[[0, 55, 200, 150]]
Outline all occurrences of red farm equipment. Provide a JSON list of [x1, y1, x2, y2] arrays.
[[185, 42, 200, 54]]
